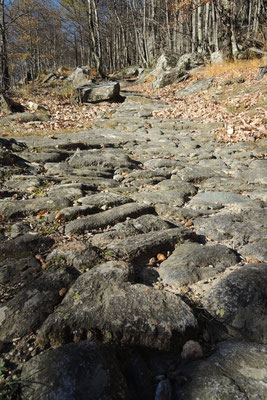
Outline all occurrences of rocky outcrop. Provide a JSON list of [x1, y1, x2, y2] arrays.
[[0, 86, 266, 399], [67, 66, 91, 87], [151, 52, 204, 89]]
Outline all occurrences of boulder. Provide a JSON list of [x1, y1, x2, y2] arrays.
[[202, 263, 267, 343], [177, 340, 267, 399], [37, 261, 198, 350], [176, 53, 204, 70], [176, 77, 214, 97], [0, 268, 77, 342], [115, 66, 143, 80], [75, 81, 120, 103], [0, 233, 54, 262], [0, 93, 25, 114], [151, 53, 204, 89], [210, 51, 227, 64], [152, 68, 188, 89], [67, 66, 91, 87], [21, 341, 128, 400], [154, 52, 181, 73]]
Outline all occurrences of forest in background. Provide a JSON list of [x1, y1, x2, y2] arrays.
[[0, 0, 267, 89]]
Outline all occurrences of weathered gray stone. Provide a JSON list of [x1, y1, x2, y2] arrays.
[[10, 222, 31, 238], [152, 68, 188, 89], [2, 176, 43, 192], [1, 112, 50, 124], [37, 261, 198, 350], [67, 148, 139, 170], [159, 243, 240, 287], [56, 204, 98, 221], [144, 159, 181, 169], [202, 263, 267, 343], [176, 77, 214, 97], [155, 179, 197, 194], [65, 203, 154, 235], [0, 196, 72, 219], [22, 150, 68, 164], [105, 227, 199, 262], [0, 233, 54, 262], [67, 66, 91, 87], [91, 214, 175, 247], [77, 192, 133, 208], [177, 340, 267, 399], [47, 183, 85, 200], [130, 189, 193, 207], [240, 241, 267, 263], [235, 168, 267, 184], [188, 191, 252, 209], [0, 269, 77, 342], [21, 341, 128, 400], [75, 81, 120, 103], [193, 208, 267, 245], [0, 257, 40, 286], [174, 166, 225, 183], [46, 242, 103, 270]]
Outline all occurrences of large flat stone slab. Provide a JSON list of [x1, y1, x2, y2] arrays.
[[91, 214, 175, 247], [159, 242, 240, 287], [0, 197, 72, 219], [65, 203, 154, 235], [67, 148, 140, 170], [188, 191, 252, 209], [193, 208, 267, 245], [105, 227, 199, 262]]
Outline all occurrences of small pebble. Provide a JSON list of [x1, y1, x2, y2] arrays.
[[181, 340, 203, 360]]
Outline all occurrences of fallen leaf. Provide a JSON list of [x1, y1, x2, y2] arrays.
[[185, 221, 193, 227], [59, 287, 67, 296], [157, 253, 166, 261], [37, 210, 47, 217]]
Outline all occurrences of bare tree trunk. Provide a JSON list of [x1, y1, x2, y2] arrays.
[[197, 0, 203, 52], [165, 0, 171, 50], [192, 7, 197, 52], [212, 1, 219, 52], [253, 0, 261, 36], [204, 2, 211, 51], [0, 0, 9, 90]]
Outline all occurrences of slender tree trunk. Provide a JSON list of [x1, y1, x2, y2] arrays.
[[192, 7, 197, 52], [212, 1, 219, 51], [165, 0, 171, 50], [204, 2, 211, 52], [197, 0, 203, 52], [0, 0, 9, 91]]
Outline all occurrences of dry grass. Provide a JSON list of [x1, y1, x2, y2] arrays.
[[201, 57, 265, 79]]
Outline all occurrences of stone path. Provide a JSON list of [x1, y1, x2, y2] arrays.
[[0, 90, 267, 399]]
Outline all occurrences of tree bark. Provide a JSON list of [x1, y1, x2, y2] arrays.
[[0, 0, 9, 91]]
